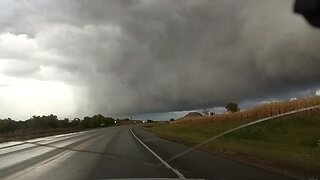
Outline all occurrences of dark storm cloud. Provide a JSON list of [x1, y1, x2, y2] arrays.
[[1, 0, 320, 116]]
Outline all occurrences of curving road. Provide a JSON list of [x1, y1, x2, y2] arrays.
[[0, 126, 292, 180]]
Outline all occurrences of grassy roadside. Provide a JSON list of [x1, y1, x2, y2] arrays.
[[144, 109, 320, 178]]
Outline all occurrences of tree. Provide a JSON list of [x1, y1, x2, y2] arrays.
[[80, 115, 114, 129], [0, 118, 19, 133], [225, 102, 240, 113], [71, 118, 80, 127], [59, 118, 70, 128], [147, 119, 154, 123]]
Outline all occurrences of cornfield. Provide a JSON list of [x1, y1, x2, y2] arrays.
[[173, 96, 320, 125]]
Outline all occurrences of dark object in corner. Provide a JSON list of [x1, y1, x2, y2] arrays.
[[294, 0, 320, 28]]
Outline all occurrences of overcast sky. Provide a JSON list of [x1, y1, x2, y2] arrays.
[[0, 0, 320, 120]]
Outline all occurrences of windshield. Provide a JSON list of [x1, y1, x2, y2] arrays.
[[0, 0, 320, 180]]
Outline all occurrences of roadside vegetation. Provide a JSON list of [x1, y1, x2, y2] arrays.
[[145, 96, 320, 177], [0, 114, 116, 142], [174, 96, 320, 125]]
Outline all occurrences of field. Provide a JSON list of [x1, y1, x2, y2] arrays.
[[174, 96, 320, 125], [145, 96, 320, 178]]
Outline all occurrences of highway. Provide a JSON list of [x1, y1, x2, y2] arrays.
[[0, 126, 292, 180]]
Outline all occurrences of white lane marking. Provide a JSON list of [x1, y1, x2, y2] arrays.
[[4, 129, 110, 180], [130, 128, 186, 179]]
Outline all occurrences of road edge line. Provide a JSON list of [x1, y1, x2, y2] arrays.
[[130, 127, 186, 179]]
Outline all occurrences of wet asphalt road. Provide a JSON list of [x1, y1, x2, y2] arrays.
[[0, 126, 292, 180]]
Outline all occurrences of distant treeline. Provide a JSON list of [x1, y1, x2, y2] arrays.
[[0, 114, 115, 134]]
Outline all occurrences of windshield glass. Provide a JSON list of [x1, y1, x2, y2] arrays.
[[0, 0, 319, 180]]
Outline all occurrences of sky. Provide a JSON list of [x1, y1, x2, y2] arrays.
[[0, 0, 320, 120]]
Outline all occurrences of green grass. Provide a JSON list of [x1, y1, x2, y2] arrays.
[[145, 110, 320, 176]]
